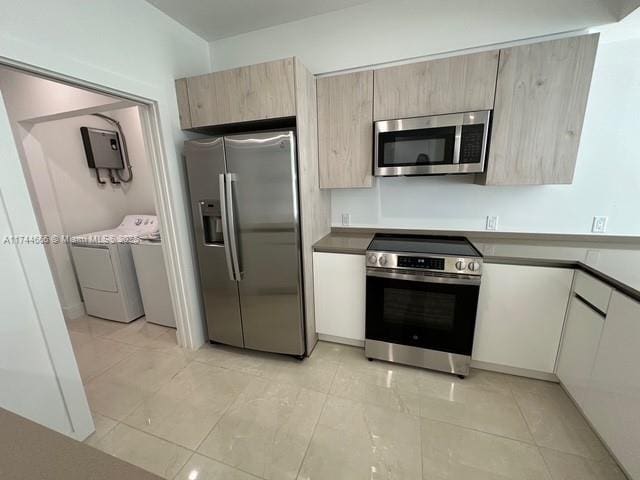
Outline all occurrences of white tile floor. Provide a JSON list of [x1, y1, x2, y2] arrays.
[[66, 315, 627, 480]]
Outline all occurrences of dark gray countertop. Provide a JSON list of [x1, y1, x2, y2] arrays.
[[313, 229, 640, 301]]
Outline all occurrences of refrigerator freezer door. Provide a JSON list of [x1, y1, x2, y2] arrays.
[[184, 138, 244, 347], [225, 131, 305, 355]]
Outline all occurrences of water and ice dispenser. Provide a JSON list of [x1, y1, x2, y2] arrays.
[[200, 200, 223, 244]]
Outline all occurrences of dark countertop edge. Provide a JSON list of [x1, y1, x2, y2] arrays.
[[331, 226, 640, 245], [314, 245, 370, 255], [313, 234, 640, 302]]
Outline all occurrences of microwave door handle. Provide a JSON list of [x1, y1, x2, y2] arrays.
[[225, 173, 243, 281], [219, 173, 236, 281], [453, 124, 462, 164]]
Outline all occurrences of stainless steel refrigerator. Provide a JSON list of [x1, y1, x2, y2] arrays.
[[184, 131, 306, 356]]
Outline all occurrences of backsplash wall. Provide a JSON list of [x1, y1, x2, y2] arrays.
[[331, 36, 640, 235]]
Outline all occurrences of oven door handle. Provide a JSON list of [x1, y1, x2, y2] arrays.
[[366, 269, 481, 286]]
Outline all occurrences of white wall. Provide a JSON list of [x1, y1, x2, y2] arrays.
[[0, 68, 122, 120], [0, 0, 210, 438], [209, 0, 616, 74]]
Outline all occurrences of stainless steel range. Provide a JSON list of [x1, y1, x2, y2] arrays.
[[365, 234, 483, 377]]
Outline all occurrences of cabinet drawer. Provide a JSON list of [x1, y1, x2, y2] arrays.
[[573, 271, 612, 314]]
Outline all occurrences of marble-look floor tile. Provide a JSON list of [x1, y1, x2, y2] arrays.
[[401, 382, 533, 443], [66, 314, 129, 338], [269, 356, 339, 393], [106, 318, 171, 347], [308, 341, 364, 364], [83, 412, 118, 447], [297, 395, 422, 480], [85, 349, 189, 420], [173, 454, 261, 480], [94, 423, 190, 479], [329, 364, 414, 412], [421, 418, 551, 480], [512, 382, 610, 460], [124, 362, 254, 449], [540, 448, 627, 480], [193, 344, 284, 377], [71, 335, 138, 384], [415, 367, 514, 397], [198, 379, 326, 480], [508, 375, 561, 397]]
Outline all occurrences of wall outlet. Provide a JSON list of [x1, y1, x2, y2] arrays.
[[592, 216, 608, 233], [341, 213, 351, 226], [486, 215, 499, 231]]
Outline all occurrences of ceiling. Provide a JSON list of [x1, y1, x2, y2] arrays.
[[146, 0, 375, 41]]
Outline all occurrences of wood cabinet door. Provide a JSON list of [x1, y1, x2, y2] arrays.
[[317, 71, 373, 188], [481, 34, 599, 185], [373, 50, 499, 121], [185, 58, 296, 128], [174, 78, 192, 130]]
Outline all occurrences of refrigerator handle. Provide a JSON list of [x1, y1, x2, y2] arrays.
[[225, 173, 243, 280], [218, 173, 236, 281]]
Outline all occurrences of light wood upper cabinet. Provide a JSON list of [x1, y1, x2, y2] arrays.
[[317, 71, 373, 189], [480, 34, 599, 185], [373, 51, 499, 121], [183, 58, 296, 128], [174, 78, 192, 130]]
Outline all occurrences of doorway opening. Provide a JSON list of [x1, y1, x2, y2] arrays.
[[0, 65, 186, 414]]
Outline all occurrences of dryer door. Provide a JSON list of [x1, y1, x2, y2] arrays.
[[71, 245, 118, 292]]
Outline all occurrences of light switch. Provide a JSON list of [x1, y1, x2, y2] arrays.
[[341, 213, 351, 226], [486, 216, 499, 231]]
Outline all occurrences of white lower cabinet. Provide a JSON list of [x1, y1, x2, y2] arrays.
[[472, 263, 573, 374], [583, 291, 640, 479], [313, 252, 366, 342], [556, 294, 605, 409]]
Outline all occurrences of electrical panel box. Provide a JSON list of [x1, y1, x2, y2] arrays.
[[80, 127, 124, 170]]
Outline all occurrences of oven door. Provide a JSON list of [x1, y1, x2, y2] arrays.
[[365, 269, 480, 356]]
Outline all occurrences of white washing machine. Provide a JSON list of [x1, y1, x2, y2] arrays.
[[70, 215, 158, 322]]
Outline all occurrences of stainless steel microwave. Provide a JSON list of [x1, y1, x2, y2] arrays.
[[374, 110, 491, 177]]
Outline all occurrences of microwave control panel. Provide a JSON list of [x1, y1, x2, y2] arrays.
[[460, 124, 486, 164], [397, 256, 445, 270]]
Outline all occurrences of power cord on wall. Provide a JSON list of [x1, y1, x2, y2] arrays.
[[92, 113, 134, 183]]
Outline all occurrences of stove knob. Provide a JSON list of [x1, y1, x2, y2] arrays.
[[455, 260, 466, 271], [379, 255, 388, 266], [367, 253, 378, 265], [468, 261, 481, 272]]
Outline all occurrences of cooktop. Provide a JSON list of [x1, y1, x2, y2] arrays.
[[367, 234, 481, 257]]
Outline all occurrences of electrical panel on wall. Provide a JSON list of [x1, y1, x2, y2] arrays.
[[80, 126, 125, 185]]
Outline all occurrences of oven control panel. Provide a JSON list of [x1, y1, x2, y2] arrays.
[[397, 256, 445, 270], [367, 252, 482, 276]]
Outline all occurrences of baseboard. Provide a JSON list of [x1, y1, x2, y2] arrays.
[[62, 302, 85, 320], [317, 333, 364, 348], [471, 359, 558, 382]]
